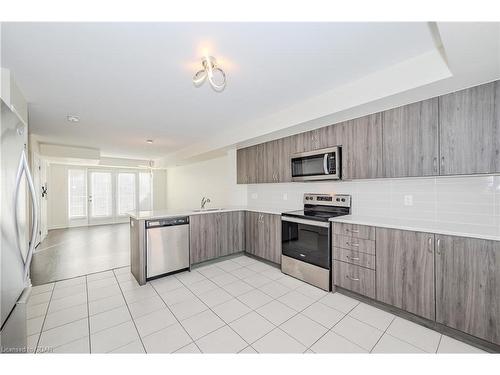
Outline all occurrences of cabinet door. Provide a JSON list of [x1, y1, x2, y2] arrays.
[[382, 99, 439, 177], [276, 136, 293, 183], [245, 211, 259, 256], [189, 214, 217, 264], [435, 235, 500, 345], [245, 145, 259, 184], [376, 228, 435, 320], [439, 81, 500, 175], [261, 213, 281, 264], [236, 148, 248, 184], [293, 129, 322, 153], [344, 113, 383, 179], [218, 211, 245, 257]]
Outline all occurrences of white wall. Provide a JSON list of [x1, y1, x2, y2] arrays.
[[247, 174, 500, 233], [166, 149, 247, 211], [48, 164, 69, 229], [153, 169, 167, 209]]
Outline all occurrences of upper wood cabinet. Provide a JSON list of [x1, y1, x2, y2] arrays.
[[343, 113, 383, 179], [439, 81, 500, 175], [382, 98, 439, 177], [375, 228, 435, 320], [435, 234, 500, 345], [236, 80, 500, 183]]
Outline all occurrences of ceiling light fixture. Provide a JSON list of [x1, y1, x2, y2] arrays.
[[193, 56, 226, 92], [66, 115, 80, 123], [146, 139, 154, 144]]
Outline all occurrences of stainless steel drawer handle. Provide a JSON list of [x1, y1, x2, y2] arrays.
[[346, 229, 359, 233], [346, 255, 360, 261], [346, 275, 360, 281], [346, 242, 359, 247]]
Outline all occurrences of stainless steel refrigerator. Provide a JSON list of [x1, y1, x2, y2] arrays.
[[0, 99, 38, 353]]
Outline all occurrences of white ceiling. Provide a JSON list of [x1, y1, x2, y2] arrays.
[[1, 22, 441, 159]]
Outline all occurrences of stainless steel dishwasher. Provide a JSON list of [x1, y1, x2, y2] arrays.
[[145, 216, 190, 280]]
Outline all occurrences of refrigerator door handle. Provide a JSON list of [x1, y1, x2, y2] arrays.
[[13, 148, 38, 282]]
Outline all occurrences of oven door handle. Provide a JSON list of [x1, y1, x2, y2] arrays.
[[281, 216, 330, 228], [323, 153, 329, 174]]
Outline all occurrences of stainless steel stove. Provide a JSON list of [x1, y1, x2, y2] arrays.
[[281, 193, 351, 291]]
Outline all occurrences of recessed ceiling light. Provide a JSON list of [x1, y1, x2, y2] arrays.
[[67, 115, 80, 123], [146, 139, 154, 144]]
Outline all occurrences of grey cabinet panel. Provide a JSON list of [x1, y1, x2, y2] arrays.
[[375, 228, 435, 320], [332, 223, 375, 241], [261, 213, 281, 264], [333, 260, 376, 299], [382, 99, 439, 177], [439, 81, 500, 175], [435, 235, 500, 345], [190, 212, 245, 264], [245, 211, 259, 256], [333, 247, 376, 270], [333, 235, 375, 255], [218, 211, 245, 257], [236, 148, 248, 184], [276, 136, 293, 182], [344, 113, 383, 179], [245, 211, 281, 264], [189, 213, 218, 264]]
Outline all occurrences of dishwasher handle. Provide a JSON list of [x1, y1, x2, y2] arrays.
[[146, 216, 189, 228]]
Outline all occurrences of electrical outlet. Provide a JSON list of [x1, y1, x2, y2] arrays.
[[251, 193, 258, 200], [282, 193, 288, 201], [404, 195, 413, 206]]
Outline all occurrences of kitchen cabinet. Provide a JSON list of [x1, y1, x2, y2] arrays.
[[333, 260, 376, 299], [439, 81, 500, 175], [189, 213, 218, 264], [343, 113, 384, 179], [236, 147, 249, 184], [245, 211, 281, 264], [217, 211, 245, 257], [435, 235, 500, 345], [375, 228, 435, 320], [190, 211, 245, 264], [382, 98, 439, 177]]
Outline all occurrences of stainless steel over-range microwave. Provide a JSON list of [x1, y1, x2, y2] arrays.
[[291, 146, 341, 181]]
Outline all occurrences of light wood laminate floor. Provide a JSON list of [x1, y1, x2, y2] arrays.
[[30, 223, 129, 285]]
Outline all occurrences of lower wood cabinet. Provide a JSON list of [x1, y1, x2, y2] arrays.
[[333, 260, 375, 299], [375, 228, 435, 320], [435, 235, 500, 345], [189, 211, 245, 264], [245, 211, 281, 264]]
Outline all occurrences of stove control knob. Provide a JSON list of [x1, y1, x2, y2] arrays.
[[341, 198, 345, 202], [336, 198, 340, 202]]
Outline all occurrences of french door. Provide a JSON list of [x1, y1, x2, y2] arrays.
[[68, 168, 152, 226], [88, 169, 114, 225]]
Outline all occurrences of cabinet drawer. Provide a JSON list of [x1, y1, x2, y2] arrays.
[[333, 247, 375, 270], [333, 223, 375, 240], [333, 260, 376, 299], [333, 235, 375, 255]]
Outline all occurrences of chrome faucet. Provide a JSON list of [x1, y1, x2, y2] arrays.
[[200, 196, 211, 209]]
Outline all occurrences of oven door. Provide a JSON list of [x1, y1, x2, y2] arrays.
[[281, 216, 330, 269], [291, 147, 340, 181]]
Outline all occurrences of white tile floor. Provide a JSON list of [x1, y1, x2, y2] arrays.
[[27, 254, 487, 354]]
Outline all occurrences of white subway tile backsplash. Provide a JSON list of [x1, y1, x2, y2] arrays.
[[247, 174, 500, 230]]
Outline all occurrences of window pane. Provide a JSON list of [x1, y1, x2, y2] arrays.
[[118, 172, 136, 215], [68, 169, 87, 219], [139, 172, 152, 211], [91, 172, 113, 217]]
